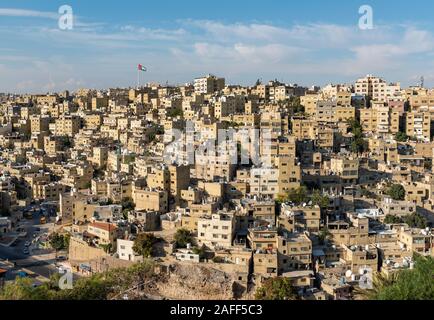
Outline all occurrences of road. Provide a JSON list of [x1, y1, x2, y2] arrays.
[[0, 210, 58, 281]]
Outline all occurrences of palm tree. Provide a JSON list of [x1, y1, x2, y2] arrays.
[[354, 272, 398, 300]]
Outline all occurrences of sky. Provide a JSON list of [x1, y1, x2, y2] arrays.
[[1, 0, 434, 93]]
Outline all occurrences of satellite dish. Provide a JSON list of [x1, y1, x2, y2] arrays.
[[345, 270, 352, 278]]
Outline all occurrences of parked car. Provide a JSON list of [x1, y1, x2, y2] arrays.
[[11, 240, 20, 247]]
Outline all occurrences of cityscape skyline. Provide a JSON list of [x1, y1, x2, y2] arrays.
[[1, 0, 434, 93]]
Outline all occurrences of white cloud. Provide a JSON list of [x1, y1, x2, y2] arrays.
[[2, 14, 434, 91], [120, 25, 187, 41], [193, 42, 305, 64], [0, 8, 58, 19]]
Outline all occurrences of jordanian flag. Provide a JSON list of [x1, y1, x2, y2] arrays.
[[138, 64, 147, 72]]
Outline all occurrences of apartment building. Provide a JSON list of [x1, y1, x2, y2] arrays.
[[239, 198, 276, 224], [248, 226, 278, 251], [328, 214, 372, 246], [54, 115, 81, 136], [328, 156, 359, 185], [197, 212, 236, 249], [405, 112, 431, 142], [397, 226, 433, 256], [381, 197, 416, 218], [33, 181, 66, 202], [249, 167, 279, 198], [181, 202, 219, 231], [291, 118, 317, 140], [277, 233, 312, 273], [301, 94, 320, 115], [87, 221, 118, 246], [194, 75, 225, 94], [359, 105, 399, 134], [132, 186, 168, 213], [279, 204, 321, 234], [341, 244, 378, 274], [92, 97, 109, 111], [409, 93, 434, 112], [355, 75, 387, 101], [30, 115, 50, 134]]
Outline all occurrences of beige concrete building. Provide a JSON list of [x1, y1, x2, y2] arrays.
[[381, 197, 416, 218], [396, 226, 433, 256], [355, 75, 387, 101], [194, 75, 225, 94], [279, 204, 321, 233], [198, 212, 236, 249], [277, 233, 312, 273], [327, 156, 359, 185], [328, 214, 372, 247], [132, 186, 168, 213], [405, 112, 431, 142], [87, 221, 118, 246]]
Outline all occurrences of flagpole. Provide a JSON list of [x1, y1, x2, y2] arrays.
[[137, 68, 139, 89]]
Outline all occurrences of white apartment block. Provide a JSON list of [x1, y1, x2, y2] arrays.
[[198, 212, 236, 249], [194, 75, 225, 94]]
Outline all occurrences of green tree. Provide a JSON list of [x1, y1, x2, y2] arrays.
[[0, 278, 53, 300], [166, 108, 183, 118], [287, 186, 309, 205], [99, 243, 113, 254], [318, 227, 332, 245], [384, 213, 428, 229], [174, 228, 194, 248], [311, 190, 330, 209], [403, 213, 428, 229], [0, 261, 155, 300], [133, 233, 157, 258], [121, 197, 136, 219], [395, 131, 408, 142], [288, 97, 305, 114], [60, 273, 112, 300], [347, 118, 366, 154], [192, 245, 207, 260], [355, 272, 399, 300], [255, 277, 297, 300], [384, 215, 403, 224], [49, 233, 68, 251], [63, 234, 70, 250], [356, 256, 434, 300], [121, 197, 135, 211], [386, 184, 406, 201]]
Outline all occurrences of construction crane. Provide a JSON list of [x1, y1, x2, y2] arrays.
[[419, 76, 425, 88]]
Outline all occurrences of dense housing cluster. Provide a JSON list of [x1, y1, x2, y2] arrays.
[[0, 73, 433, 300]]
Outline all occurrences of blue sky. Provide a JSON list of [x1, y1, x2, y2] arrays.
[[1, 0, 434, 93]]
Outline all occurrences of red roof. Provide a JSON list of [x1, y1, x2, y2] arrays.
[[89, 221, 117, 232]]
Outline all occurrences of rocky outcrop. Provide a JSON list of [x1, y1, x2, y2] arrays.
[[154, 262, 245, 300]]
